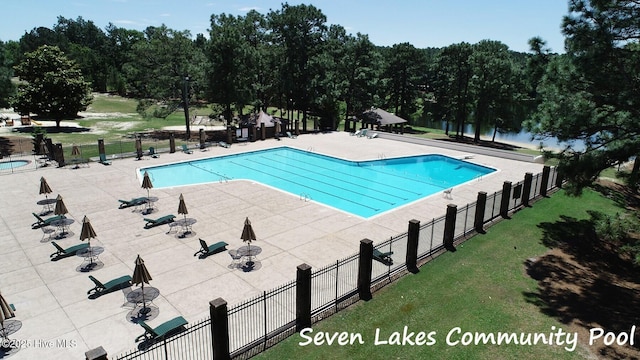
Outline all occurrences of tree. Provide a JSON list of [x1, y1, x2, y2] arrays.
[[527, 0, 640, 192], [53, 16, 110, 92], [381, 43, 427, 122], [430, 42, 474, 137], [0, 40, 15, 108], [12, 45, 92, 127], [206, 13, 252, 124], [469, 40, 517, 143], [341, 33, 383, 129], [268, 4, 328, 131], [123, 25, 205, 137]]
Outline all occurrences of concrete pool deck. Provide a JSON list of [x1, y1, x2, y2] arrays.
[[0, 132, 545, 358]]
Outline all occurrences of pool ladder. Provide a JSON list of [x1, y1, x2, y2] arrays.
[[219, 174, 231, 183], [300, 193, 312, 202], [307, 146, 315, 152], [378, 153, 386, 159]]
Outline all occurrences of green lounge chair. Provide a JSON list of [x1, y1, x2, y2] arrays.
[[87, 275, 132, 295], [373, 249, 393, 266], [99, 153, 112, 165], [286, 131, 297, 139], [193, 239, 228, 258], [50, 241, 89, 258], [143, 214, 175, 229], [118, 197, 148, 209], [358, 129, 368, 138], [135, 316, 188, 342], [32, 212, 66, 229], [181, 144, 193, 154]]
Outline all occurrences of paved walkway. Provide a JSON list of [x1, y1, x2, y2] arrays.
[[0, 132, 544, 359]]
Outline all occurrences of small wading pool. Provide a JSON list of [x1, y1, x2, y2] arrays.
[[140, 147, 496, 218], [0, 160, 30, 171]]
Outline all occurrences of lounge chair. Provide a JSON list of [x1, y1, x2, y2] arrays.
[[99, 153, 112, 165], [368, 132, 378, 139], [286, 131, 297, 139], [193, 239, 228, 258], [218, 141, 231, 148], [443, 188, 453, 199], [135, 316, 188, 342], [181, 144, 193, 154], [118, 197, 148, 209], [350, 130, 361, 136], [373, 249, 393, 266], [358, 129, 368, 138], [50, 241, 90, 258], [148, 147, 159, 158], [87, 275, 132, 295], [143, 214, 175, 229], [32, 212, 66, 229]]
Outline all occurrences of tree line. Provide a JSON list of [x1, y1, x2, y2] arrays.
[[0, 1, 638, 192], [0, 4, 539, 139]]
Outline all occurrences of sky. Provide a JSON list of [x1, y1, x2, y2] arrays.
[[0, 0, 569, 53]]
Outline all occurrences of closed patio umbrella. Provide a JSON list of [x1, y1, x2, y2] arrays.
[[79, 215, 97, 249], [39, 177, 52, 199], [54, 194, 68, 216], [178, 194, 188, 221], [241, 217, 257, 268], [141, 171, 153, 213], [132, 255, 153, 314], [241, 217, 256, 249], [0, 291, 15, 340]]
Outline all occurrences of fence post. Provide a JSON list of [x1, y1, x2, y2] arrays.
[[98, 139, 105, 158], [135, 137, 143, 160], [296, 263, 312, 331], [261, 123, 266, 140], [169, 132, 176, 153], [474, 191, 487, 233], [522, 172, 533, 207], [210, 298, 231, 360], [540, 166, 551, 197], [499, 181, 512, 219], [199, 129, 206, 149], [85, 346, 107, 360], [555, 167, 564, 188], [443, 204, 457, 251], [54, 143, 65, 167], [406, 219, 420, 273], [357, 239, 373, 301], [295, 120, 300, 136]]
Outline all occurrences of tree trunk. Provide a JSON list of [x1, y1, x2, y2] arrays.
[[629, 155, 640, 192], [492, 125, 498, 142]]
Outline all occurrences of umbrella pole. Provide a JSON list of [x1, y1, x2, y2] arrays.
[[146, 189, 151, 213], [140, 282, 147, 315]]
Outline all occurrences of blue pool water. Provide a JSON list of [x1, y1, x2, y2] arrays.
[[0, 160, 29, 171], [141, 147, 495, 218]]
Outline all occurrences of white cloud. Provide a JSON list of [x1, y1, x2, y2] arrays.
[[159, 13, 171, 17], [238, 6, 260, 12]]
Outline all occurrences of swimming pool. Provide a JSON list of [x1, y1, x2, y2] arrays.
[[141, 147, 495, 218], [0, 160, 30, 171]]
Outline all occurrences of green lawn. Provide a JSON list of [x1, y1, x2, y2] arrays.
[[255, 189, 621, 360]]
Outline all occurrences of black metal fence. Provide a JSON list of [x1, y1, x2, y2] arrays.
[[113, 166, 559, 360], [116, 316, 212, 360]]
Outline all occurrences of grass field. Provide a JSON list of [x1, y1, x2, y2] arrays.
[[254, 189, 622, 360]]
